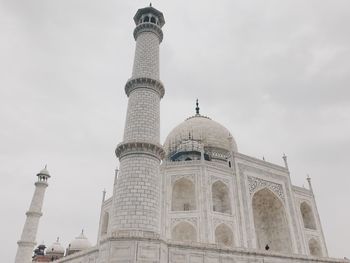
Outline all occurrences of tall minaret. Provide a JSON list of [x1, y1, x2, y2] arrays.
[[112, 5, 165, 237], [15, 167, 50, 263]]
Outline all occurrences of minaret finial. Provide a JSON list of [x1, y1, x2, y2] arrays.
[[195, 99, 200, 115], [102, 189, 106, 202], [307, 174, 313, 194], [282, 153, 289, 170]]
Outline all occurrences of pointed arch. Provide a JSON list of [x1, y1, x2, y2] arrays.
[[309, 238, 322, 257], [101, 211, 109, 235], [172, 222, 197, 242], [172, 178, 196, 211], [252, 188, 292, 253], [212, 181, 231, 214], [215, 224, 234, 247], [300, 202, 316, 230]]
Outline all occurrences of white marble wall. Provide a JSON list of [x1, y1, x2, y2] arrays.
[[159, 151, 330, 258]]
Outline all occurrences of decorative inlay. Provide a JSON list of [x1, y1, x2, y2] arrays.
[[171, 217, 197, 227], [205, 147, 231, 160], [111, 230, 160, 239], [171, 174, 195, 184], [134, 22, 163, 42], [248, 176, 285, 202], [213, 218, 234, 229], [211, 176, 230, 186], [125, 77, 165, 98], [115, 141, 165, 160]]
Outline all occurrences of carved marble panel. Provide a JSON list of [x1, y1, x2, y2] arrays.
[[248, 176, 285, 202], [171, 174, 195, 184]]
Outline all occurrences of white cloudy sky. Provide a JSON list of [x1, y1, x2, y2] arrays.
[[1, 0, 349, 261]]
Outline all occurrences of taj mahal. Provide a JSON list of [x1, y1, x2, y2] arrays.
[[14, 5, 349, 263]]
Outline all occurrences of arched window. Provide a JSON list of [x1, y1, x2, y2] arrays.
[[101, 212, 109, 235], [172, 222, 197, 242], [150, 16, 156, 24], [172, 178, 196, 211], [300, 202, 316, 230], [215, 224, 234, 247], [185, 157, 192, 161], [252, 188, 292, 253], [309, 238, 322, 257], [144, 16, 150, 22], [212, 181, 231, 214]]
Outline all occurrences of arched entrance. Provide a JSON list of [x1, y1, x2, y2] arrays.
[[212, 181, 231, 214], [172, 178, 196, 211], [172, 222, 197, 242], [215, 223, 234, 247], [252, 188, 292, 253], [300, 202, 316, 229], [309, 238, 322, 257]]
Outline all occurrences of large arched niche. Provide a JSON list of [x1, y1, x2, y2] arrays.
[[172, 221, 197, 242], [171, 178, 196, 211], [300, 202, 316, 230], [252, 188, 292, 254], [215, 223, 234, 247], [212, 181, 231, 214], [309, 238, 323, 257], [101, 211, 109, 235]]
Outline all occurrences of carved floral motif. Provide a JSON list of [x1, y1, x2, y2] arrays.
[[248, 176, 285, 202]]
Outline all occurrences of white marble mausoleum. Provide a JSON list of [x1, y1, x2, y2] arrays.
[[15, 5, 349, 263]]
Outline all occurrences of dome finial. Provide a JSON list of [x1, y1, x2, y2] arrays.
[[195, 99, 200, 115], [150, 2, 152, 7]]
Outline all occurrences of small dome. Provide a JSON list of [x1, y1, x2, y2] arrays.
[[46, 238, 65, 255], [68, 231, 92, 252], [38, 165, 50, 177], [164, 115, 237, 159]]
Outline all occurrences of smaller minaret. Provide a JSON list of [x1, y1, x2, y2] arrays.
[[15, 166, 50, 263]]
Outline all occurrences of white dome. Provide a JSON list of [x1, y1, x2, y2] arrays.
[[46, 238, 64, 255], [69, 231, 92, 251], [164, 115, 237, 154], [38, 165, 50, 177]]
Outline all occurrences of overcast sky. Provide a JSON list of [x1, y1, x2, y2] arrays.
[[1, 0, 349, 261]]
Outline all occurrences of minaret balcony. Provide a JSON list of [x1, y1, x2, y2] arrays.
[[25, 211, 43, 217], [116, 141, 165, 160], [125, 77, 164, 98], [133, 22, 163, 42]]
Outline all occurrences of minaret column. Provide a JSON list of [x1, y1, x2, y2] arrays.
[[111, 6, 165, 238], [15, 167, 50, 263]]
